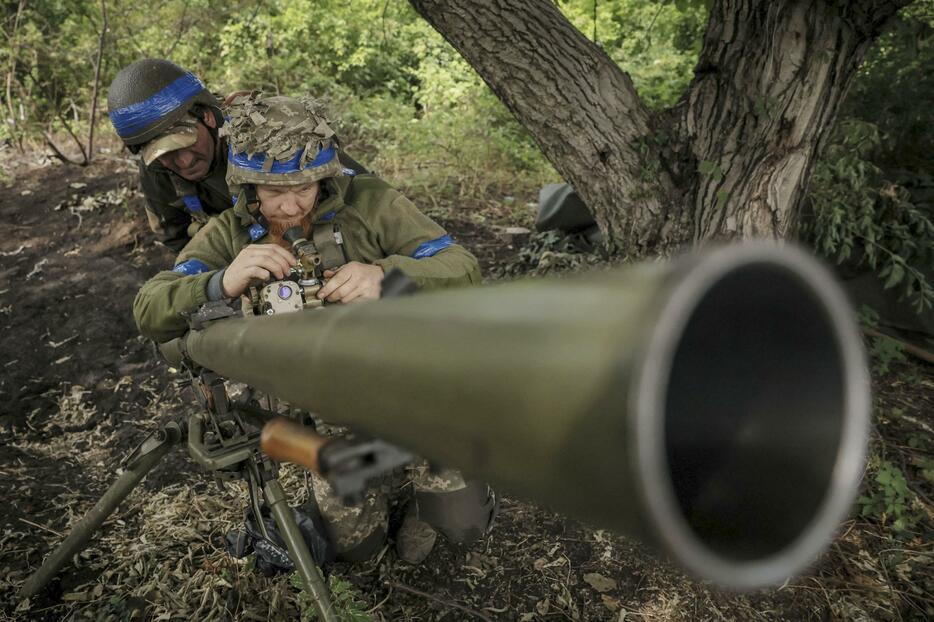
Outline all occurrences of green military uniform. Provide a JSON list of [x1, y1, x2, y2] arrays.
[[107, 59, 231, 252], [133, 173, 481, 342], [138, 157, 233, 252]]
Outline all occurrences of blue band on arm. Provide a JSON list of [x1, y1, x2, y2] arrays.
[[229, 145, 336, 175], [108, 73, 205, 138], [181, 195, 204, 213], [412, 235, 454, 259], [318, 210, 336, 223], [173, 259, 211, 275], [248, 223, 267, 241]]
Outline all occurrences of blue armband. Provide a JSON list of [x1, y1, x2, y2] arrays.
[[412, 235, 454, 259], [181, 195, 204, 213], [172, 259, 211, 275]]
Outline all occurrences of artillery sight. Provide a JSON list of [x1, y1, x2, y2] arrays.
[[249, 225, 328, 316]]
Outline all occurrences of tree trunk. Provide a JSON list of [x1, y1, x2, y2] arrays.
[[681, 0, 908, 241], [4, 0, 28, 153], [409, 0, 912, 255]]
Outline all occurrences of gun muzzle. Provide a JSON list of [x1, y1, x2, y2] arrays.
[[182, 243, 869, 589]]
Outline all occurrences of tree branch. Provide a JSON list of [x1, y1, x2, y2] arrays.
[[87, 0, 108, 163], [163, 0, 191, 58], [409, 0, 678, 252], [51, 105, 88, 166], [44, 130, 85, 166]]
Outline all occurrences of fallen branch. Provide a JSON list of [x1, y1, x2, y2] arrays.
[[863, 326, 934, 365], [385, 581, 493, 622], [19, 517, 63, 538]]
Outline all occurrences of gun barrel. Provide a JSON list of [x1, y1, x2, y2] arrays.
[[184, 243, 869, 589]]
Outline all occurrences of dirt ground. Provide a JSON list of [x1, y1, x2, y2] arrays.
[[0, 155, 931, 621]]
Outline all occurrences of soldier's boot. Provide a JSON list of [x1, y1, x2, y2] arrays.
[[395, 508, 438, 564]]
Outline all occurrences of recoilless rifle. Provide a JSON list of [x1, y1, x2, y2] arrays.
[[20, 242, 870, 614]]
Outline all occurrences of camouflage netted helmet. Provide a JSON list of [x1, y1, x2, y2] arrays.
[[222, 93, 342, 189], [107, 58, 217, 148]]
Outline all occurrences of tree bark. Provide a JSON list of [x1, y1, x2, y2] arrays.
[[681, 0, 910, 241], [410, 0, 913, 255]]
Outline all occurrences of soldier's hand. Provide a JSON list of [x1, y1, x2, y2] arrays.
[[318, 262, 385, 304], [222, 245, 296, 297]]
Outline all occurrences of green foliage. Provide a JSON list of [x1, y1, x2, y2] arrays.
[[914, 455, 934, 492], [291, 572, 373, 622], [859, 459, 919, 532], [558, 0, 707, 108], [857, 306, 909, 375], [843, 0, 934, 172], [868, 334, 909, 377], [697, 160, 723, 181], [215, 0, 424, 97], [804, 119, 934, 313], [804, 3, 934, 317]]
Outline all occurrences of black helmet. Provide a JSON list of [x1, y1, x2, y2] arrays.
[[107, 58, 218, 147]]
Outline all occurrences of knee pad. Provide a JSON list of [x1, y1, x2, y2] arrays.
[[414, 481, 496, 545], [335, 526, 386, 562]]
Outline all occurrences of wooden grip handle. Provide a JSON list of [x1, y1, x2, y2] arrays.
[[260, 418, 329, 473]]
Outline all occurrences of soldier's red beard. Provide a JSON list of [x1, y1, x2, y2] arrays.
[[266, 214, 313, 248]]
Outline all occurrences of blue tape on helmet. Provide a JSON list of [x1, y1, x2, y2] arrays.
[[341, 167, 357, 177], [229, 145, 336, 174], [248, 223, 267, 241], [109, 73, 205, 138], [172, 259, 211, 275], [181, 194, 204, 213], [412, 235, 454, 259]]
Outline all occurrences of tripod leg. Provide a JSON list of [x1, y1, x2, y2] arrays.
[[264, 479, 337, 622], [18, 422, 182, 600]]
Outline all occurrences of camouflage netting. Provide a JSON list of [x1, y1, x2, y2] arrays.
[[221, 93, 336, 169]]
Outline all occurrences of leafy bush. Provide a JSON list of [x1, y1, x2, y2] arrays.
[[804, 119, 934, 313], [859, 457, 924, 532], [291, 572, 372, 622], [857, 306, 909, 375], [843, 0, 934, 172]]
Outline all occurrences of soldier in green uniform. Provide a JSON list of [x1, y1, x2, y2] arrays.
[[134, 93, 492, 563], [107, 59, 234, 252], [107, 59, 367, 252]]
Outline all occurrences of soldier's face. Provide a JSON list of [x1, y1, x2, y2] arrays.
[[156, 111, 216, 181], [257, 182, 321, 225]]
